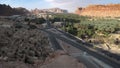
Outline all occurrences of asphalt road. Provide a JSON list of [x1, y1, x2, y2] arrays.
[[43, 29, 100, 68], [42, 29, 63, 51], [76, 55, 101, 68], [44, 28, 120, 68]]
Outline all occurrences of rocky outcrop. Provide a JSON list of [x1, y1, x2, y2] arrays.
[[31, 8, 68, 15], [75, 4, 120, 17], [0, 4, 30, 16], [0, 18, 53, 68]]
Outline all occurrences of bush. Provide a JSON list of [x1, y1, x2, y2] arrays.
[[29, 24, 37, 29], [14, 22, 23, 28]]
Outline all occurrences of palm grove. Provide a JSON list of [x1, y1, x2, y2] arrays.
[[51, 13, 120, 45]]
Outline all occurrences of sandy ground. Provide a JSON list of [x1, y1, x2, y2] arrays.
[[96, 44, 120, 54], [41, 54, 85, 68]]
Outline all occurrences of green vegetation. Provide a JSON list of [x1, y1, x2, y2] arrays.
[[52, 13, 81, 36], [75, 19, 120, 39], [52, 13, 80, 23], [52, 13, 120, 45], [53, 14, 120, 45], [56, 14, 120, 38], [24, 18, 45, 24]]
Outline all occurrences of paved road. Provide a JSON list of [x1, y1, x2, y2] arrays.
[[42, 29, 63, 51], [57, 29, 120, 60], [76, 55, 101, 68], [43, 29, 100, 68], [44, 28, 120, 68]]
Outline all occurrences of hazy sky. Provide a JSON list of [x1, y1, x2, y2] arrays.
[[0, 0, 120, 12]]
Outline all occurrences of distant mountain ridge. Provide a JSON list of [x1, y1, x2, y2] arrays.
[[31, 8, 68, 15], [75, 4, 120, 17], [0, 4, 29, 16]]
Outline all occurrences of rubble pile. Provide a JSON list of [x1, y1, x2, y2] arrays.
[[0, 26, 52, 65]]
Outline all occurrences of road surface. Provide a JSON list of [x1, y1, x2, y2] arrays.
[[42, 28, 120, 68]]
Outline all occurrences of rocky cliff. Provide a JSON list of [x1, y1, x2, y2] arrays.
[[75, 4, 120, 17], [31, 8, 68, 15], [0, 4, 30, 16]]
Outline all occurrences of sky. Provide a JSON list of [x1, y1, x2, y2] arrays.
[[0, 0, 120, 12]]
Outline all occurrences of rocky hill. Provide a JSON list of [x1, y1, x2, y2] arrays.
[[31, 8, 68, 15], [0, 4, 29, 16], [0, 17, 53, 68], [75, 4, 120, 17]]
